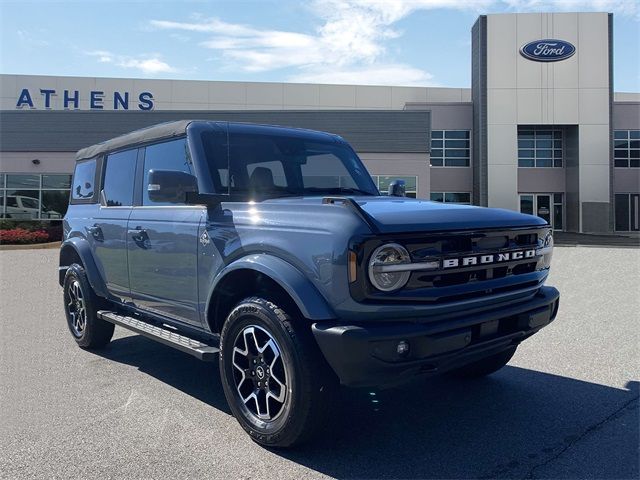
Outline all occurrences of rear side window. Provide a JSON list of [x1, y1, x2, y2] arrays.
[[103, 149, 137, 207], [142, 138, 192, 205], [71, 159, 97, 202]]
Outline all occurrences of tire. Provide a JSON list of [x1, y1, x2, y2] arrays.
[[63, 263, 114, 349], [446, 346, 517, 379], [219, 296, 336, 448]]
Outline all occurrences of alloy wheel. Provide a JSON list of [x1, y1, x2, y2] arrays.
[[231, 325, 289, 421], [66, 280, 87, 337]]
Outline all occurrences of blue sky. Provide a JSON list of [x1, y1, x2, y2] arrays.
[[1, 0, 639, 91]]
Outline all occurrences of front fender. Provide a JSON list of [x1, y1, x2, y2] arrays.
[[59, 237, 109, 299], [208, 254, 336, 320]]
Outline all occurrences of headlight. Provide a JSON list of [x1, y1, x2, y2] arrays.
[[536, 230, 554, 269], [368, 243, 411, 292]]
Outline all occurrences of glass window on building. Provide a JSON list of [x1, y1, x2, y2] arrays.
[[0, 173, 72, 220], [614, 130, 640, 168], [430, 192, 471, 204], [518, 127, 563, 168], [615, 193, 639, 231], [519, 193, 564, 231], [430, 130, 471, 167], [371, 176, 417, 198]]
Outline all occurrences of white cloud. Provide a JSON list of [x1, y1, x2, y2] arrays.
[[85, 50, 176, 74], [149, 2, 441, 85], [17, 29, 50, 47], [147, 0, 639, 85], [290, 63, 435, 86]]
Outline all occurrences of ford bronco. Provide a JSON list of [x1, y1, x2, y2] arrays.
[[60, 120, 559, 447]]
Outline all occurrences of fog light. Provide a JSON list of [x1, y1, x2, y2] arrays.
[[397, 340, 410, 358]]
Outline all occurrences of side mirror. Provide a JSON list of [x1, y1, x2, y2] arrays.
[[388, 179, 406, 197], [148, 170, 198, 203]]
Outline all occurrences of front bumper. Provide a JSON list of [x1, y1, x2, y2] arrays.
[[312, 286, 560, 387]]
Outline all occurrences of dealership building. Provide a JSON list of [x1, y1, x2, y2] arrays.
[[0, 11, 638, 232]]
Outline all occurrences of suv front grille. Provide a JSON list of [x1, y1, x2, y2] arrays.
[[353, 227, 547, 305]]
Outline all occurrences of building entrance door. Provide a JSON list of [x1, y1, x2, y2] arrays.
[[632, 194, 640, 231], [520, 193, 563, 231]]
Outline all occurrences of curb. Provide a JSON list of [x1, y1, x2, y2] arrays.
[[0, 241, 61, 251]]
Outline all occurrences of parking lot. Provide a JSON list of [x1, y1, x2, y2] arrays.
[[0, 246, 638, 479]]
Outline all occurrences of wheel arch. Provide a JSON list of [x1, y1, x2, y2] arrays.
[[206, 254, 336, 334], [59, 238, 109, 299]]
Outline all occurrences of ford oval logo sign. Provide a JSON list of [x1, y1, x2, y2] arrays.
[[520, 39, 576, 62]]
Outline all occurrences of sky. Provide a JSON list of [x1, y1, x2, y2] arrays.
[[1, 0, 639, 91]]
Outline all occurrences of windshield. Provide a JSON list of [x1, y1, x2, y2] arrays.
[[200, 129, 378, 199]]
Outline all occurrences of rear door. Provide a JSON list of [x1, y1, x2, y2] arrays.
[[127, 137, 204, 325], [92, 149, 138, 300]]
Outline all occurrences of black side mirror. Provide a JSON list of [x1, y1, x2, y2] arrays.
[[148, 170, 198, 203], [388, 179, 406, 197]]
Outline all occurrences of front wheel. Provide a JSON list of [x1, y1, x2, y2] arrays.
[[219, 297, 335, 448], [63, 263, 114, 349], [446, 346, 517, 379]]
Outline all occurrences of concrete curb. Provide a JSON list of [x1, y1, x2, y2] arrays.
[[0, 241, 61, 251]]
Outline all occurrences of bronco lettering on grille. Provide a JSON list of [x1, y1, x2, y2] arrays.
[[443, 249, 536, 269]]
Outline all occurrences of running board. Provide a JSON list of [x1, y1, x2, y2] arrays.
[[97, 311, 219, 361]]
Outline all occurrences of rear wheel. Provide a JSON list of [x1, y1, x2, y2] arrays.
[[63, 263, 114, 349], [446, 346, 517, 378], [219, 297, 335, 447]]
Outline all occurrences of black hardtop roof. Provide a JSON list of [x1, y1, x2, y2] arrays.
[[75, 120, 341, 161]]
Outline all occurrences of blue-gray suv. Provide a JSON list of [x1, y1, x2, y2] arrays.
[[60, 120, 559, 447]]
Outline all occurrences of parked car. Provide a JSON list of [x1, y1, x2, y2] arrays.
[[59, 121, 559, 447], [5, 194, 62, 219]]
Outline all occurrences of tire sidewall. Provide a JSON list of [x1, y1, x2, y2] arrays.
[[220, 299, 310, 444], [63, 263, 99, 347]]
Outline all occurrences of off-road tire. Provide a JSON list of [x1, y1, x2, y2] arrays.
[[63, 263, 114, 348], [219, 296, 336, 448], [447, 346, 517, 378]]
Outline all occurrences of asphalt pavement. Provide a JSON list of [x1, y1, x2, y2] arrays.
[[0, 247, 638, 479]]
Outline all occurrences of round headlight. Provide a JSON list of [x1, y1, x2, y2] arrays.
[[537, 230, 554, 269], [368, 243, 411, 292]]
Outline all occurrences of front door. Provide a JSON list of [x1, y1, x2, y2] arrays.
[[127, 137, 203, 326], [630, 194, 640, 231], [536, 194, 552, 225], [520, 193, 563, 231]]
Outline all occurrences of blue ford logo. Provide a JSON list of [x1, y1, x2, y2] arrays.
[[520, 39, 575, 62]]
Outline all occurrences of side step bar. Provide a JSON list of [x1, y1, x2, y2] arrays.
[[97, 311, 220, 361]]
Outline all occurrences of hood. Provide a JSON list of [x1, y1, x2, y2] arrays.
[[353, 197, 547, 233]]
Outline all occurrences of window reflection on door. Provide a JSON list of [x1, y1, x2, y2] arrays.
[[520, 193, 563, 231], [536, 194, 551, 225]]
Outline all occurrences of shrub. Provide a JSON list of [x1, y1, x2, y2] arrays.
[[0, 228, 50, 245], [0, 220, 63, 243]]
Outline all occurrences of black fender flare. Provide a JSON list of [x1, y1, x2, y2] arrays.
[[206, 253, 336, 321], [59, 237, 109, 299]]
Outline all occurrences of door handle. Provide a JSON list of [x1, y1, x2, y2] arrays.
[[128, 227, 149, 247], [87, 224, 103, 242]]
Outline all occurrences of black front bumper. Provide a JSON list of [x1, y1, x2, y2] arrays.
[[312, 286, 560, 388]]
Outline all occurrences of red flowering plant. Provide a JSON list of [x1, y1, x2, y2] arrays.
[[0, 228, 50, 245]]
